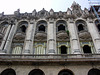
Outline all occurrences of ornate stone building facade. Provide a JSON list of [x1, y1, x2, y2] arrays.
[[0, 2, 100, 75]]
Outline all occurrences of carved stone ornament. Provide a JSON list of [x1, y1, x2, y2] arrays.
[[79, 31, 91, 40], [57, 31, 69, 39], [14, 33, 25, 40], [35, 32, 47, 40]]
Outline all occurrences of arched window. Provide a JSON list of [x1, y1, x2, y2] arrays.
[[83, 45, 92, 53], [17, 21, 28, 33], [38, 25, 45, 32], [12, 46, 22, 54], [88, 68, 100, 75], [97, 24, 100, 31], [56, 20, 67, 32], [60, 46, 67, 54], [1, 68, 16, 75], [58, 69, 73, 75], [58, 24, 65, 31], [76, 20, 87, 32], [29, 69, 45, 75], [78, 24, 84, 31], [37, 20, 47, 32], [21, 25, 26, 33]]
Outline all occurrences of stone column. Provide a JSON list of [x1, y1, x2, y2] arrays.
[[86, 19, 100, 53], [23, 20, 36, 54], [3, 20, 18, 53], [0, 25, 11, 53], [47, 19, 56, 54], [67, 19, 81, 54]]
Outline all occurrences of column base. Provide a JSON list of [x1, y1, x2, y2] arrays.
[[48, 49, 55, 54], [23, 49, 30, 54], [0, 50, 6, 54], [73, 49, 81, 54], [97, 49, 100, 53]]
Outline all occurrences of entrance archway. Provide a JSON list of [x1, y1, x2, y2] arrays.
[[29, 69, 45, 75], [58, 69, 74, 75], [88, 68, 100, 75], [1, 68, 16, 75]]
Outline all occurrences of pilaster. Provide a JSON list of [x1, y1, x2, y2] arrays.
[[23, 20, 36, 54], [67, 19, 81, 54], [0, 25, 11, 53], [47, 19, 56, 54], [86, 19, 100, 53], [3, 20, 18, 53]]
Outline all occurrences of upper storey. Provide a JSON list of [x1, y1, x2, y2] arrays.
[[0, 2, 96, 22]]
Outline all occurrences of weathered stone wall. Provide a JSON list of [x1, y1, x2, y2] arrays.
[[0, 64, 100, 75]]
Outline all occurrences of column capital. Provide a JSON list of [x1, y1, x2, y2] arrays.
[[48, 18, 54, 22], [68, 18, 74, 23], [87, 18, 93, 23]]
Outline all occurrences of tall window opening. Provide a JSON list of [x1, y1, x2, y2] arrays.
[[78, 24, 84, 31], [83, 45, 92, 53], [1, 68, 16, 75], [29, 69, 45, 75], [58, 24, 65, 31], [21, 25, 26, 33], [58, 69, 73, 75], [97, 24, 100, 31], [88, 68, 100, 75], [38, 25, 45, 32], [60, 46, 67, 54]]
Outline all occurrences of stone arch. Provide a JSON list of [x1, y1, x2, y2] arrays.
[[36, 20, 47, 32], [0, 21, 9, 34], [58, 69, 74, 75], [17, 21, 28, 33], [56, 20, 67, 32], [83, 45, 92, 53], [0, 21, 9, 46], [28, 69, 45, 75], [75, 19, 87, 32], [88, 68, 100, 75], [11, 21, 28, 54], [1, 68, 16, 75]]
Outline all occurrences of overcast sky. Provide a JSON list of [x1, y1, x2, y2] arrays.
[[0, 0, 99, 14]]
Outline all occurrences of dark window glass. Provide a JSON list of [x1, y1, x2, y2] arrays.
[[60, 46, 67, 54], [39, 25, 45, 32], [58, 25, 65, 31], [78, 24, 84, 31], [83, 45, 92, 53], [21, 25, 26, 33]]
